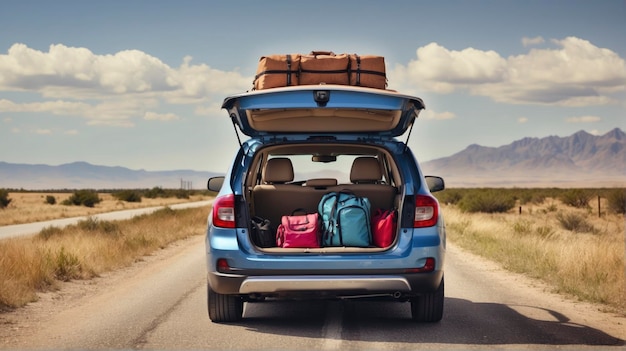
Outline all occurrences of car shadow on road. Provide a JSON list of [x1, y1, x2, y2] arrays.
[[238, 298, 624, 347]]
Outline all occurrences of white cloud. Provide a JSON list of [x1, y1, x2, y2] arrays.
[[0, 43, 254, 128], [522, 36, 545, 47], [389, 43, 507, 94], [194, 101, 225, 116], [0, 98, 151, 127], [390, 37, 626, 107], [64, 129, 78, 135], [144, 111, 180, 121], [518, 117, 529, 123], [420, 109, 456, 120], [0, 43, 251, 104], [34, 129, 51, 135], [566, 115, 602, 123]]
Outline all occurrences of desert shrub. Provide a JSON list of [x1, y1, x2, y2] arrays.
[[0, 189, 12, 209], [152, 206, 177, 218], [173, 189, 190, 199], [62, 189, 101, 207], [435, 188, 464, 205], [513, 219, 533, 235], [515, 189, 546, 205], [113, 190, 142, 203], [606, 188, 626, 214], [45, 195, 56, 205], [53, 247, 82, 282], [556, 212, 596, 233], [546, 203, 558, 212], [38, 226, 64, 240], [144, 186, 167, 199], [77, 217, 120, 235], [560, 189, 591, 208], [457, 189, 516, 213]]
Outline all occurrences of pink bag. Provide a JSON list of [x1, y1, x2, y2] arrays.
[[276, 211, 321, 248], [371, 209, 396, 248]]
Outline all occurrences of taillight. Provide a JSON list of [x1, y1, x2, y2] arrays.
[[404, 257, 436, 273], [414, 195, 438, 228], [216, 258, 231, 273], [212, 194, 236, 228]]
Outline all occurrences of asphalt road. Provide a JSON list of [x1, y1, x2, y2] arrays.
[[1, 234, 624, 350], [0, 200, 213, 240]]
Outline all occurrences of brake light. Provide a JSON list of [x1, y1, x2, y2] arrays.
[[216, 258, 231, 273], [405, 257, 436, 273], [414, 195, 438, 228], [212, 194, 236, 228]]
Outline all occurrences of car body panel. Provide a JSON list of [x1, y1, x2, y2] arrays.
[[206, 85, 445, 304]]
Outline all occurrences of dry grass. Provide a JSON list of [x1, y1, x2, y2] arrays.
[[444, 200, 625, 314], [0, 192, 211, 226], [0, 205, 210, 310]]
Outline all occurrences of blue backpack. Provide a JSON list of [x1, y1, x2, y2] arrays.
[[318, 191, 372, 247]]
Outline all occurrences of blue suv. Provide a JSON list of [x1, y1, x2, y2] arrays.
[[206, 85, 446, 323]]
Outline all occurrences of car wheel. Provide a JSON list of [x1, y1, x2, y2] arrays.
[[410, 277, 444, 322], [207, 285, 243, 323]]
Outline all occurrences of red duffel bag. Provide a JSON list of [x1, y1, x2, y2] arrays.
[[276, 210, 321, 248], [371, 208, 396, 248]]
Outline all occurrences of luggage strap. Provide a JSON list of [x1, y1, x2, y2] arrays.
[[254, 54, 296, 86]]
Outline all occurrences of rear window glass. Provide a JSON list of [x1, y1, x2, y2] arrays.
[[286, 155, 358, 184]]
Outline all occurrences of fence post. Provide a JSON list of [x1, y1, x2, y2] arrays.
[[598, 195, 601, 218]]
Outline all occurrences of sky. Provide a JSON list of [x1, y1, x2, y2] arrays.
[[0, 0, 624, 174]]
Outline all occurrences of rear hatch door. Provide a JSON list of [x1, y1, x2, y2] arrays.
[[222, 85, 425, 138]]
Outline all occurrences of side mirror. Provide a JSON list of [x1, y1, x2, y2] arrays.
[[207, 176, 225, 192], [425, 176, 445, 193]]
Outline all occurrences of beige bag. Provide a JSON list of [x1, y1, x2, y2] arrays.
[[252, 51, 387, 90], [299, 51, 350, 86], [253, 54, 301, 90], [349, 54, 387, 89]]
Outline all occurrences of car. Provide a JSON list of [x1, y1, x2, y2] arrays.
[[206, 84, 446, 323]]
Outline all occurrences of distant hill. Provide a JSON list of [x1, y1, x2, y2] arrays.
[[0, 161, 221, 190], [421, 128, 625, 187]]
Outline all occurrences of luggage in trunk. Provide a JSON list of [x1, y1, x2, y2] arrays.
[[319, 191, 372, 247]]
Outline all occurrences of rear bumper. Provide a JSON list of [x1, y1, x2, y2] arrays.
[[206, 224, 445, 298], [207, 269, 443, 297]]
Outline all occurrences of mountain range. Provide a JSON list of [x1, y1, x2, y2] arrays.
[[0, 128, 624, 189], [0, 161, 220, 190], [421, 128, 625, 187]]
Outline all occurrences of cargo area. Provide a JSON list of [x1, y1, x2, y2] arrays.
[[244, 143, 403, 251]]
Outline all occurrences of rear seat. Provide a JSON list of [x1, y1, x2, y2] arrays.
[[252, 157, 396, 232], [329, 156, 397, 211], [252, 159, 331, 231]]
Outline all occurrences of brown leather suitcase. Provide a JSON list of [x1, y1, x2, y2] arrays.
[[349, 54, 387, 89], [252, 51, 387, 90], [299, 51, 350, 86], [253, 54, 300, 90]]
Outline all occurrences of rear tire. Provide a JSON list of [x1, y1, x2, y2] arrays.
[[207, 285, 243, 323], [411, 277, 444, 322]]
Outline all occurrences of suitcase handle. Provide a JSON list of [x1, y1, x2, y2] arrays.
[[310, 51, 335, 57]]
